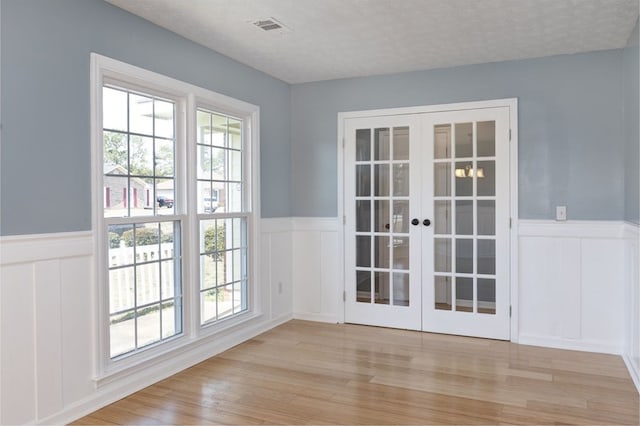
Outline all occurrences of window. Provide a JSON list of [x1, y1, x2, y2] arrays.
[[92, 54, 259, 373], [197, 110, 248, 324]]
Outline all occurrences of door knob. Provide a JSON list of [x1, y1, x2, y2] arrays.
[[423, 219, 431, 226], [411, 218, 420, 226]]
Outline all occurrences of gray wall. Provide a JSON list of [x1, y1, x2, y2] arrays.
[[624, 20, 639, 224], [1, 0, 292, 236], [291, 50, 625, 220]]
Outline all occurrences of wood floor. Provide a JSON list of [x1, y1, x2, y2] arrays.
[[74, 320, 639, 425]]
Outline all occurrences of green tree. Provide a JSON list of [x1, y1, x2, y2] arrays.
[[204, 224, 225, 261]]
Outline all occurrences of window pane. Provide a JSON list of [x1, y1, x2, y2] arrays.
[[155, 139, 174, 177], [110, 310, 135, 358], [456, 277, 473, 312], [104, 176, 129, 217], [129, 93, 153, 135], [477, 121, 495, 157], [103, 131, 128, 172], [434, 124, 451, 159], [109, 268, 134, 312], [356, 165, 371, 197], [154, 100, 174, 139], [211, 114, 227, 147], [230, 150, 242, 182], [375, 164, 389, 196], [155, 179, 174, 216], [393, 127, 409, 160], [374, 128, 390, 160], [103, 87, 127, 132], [392, 273, 409, 306], [356, 129, 371, 161], [356, 200, 371, 232], [356, 270, 371, 303], [197, 111, 211, 145], [228, 119, 242, 150], [392, 164, 409, 196], [455, 122, 472, 158], [137, 304, 161, 348], [374, 272, 390, 304]]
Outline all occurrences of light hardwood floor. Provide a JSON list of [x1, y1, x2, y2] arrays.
[[74, 320, 639, 425]]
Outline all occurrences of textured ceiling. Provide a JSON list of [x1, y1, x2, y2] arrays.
[[106, 0, 639, 84]]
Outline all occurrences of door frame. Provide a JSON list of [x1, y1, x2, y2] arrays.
[[337, 98, 519, 342]]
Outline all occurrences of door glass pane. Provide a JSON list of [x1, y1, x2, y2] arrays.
[[434, 200, 451, 234], [456, 277, 473, 312], [392, 201, 409, 233], [375, 164, 389, 196], [356, 129, 371, 161], [477, 121, 495, 157], [393, 127, 409, 160], [392, 164, 409, 196], [455, 122, 472, 158], [434, 238, 452, 272], [374, 200, 390, 232], [374, 272, 390, 304], [477, 160, 495, 196], [393, 273, 409, 306], [356, 236, 371, 267], [455, 161, 473, 196], [374, 128, 390, 160], [456, 200, 473, 235], [434, 124, 451, 159], [356, 165, 371, 196], [456, 239, 473, 274], [393, 237, 409, 269], [478, 278, 496, 314], [356, 270, 371, 303], [477, 200, 496, 235], [477, 239, 496, 275], [374, 236, 390, 268], [435, 276, 452, 310], [434, 163, 451, 196], [356, 200, 371, 232]]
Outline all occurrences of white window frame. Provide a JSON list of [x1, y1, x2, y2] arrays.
[[90, 53, 261, 381]]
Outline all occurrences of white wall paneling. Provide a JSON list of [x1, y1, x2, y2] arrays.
[[623, 222, 640, 391], [518, 220, 626, 354], [290, 218, 340, 323], [0, 224, 294, 424]]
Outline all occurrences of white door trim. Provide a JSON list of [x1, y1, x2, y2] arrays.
[[337, 98, 519, 340]]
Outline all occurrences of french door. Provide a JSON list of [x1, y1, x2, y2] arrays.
[[344, 104, 511, 340]]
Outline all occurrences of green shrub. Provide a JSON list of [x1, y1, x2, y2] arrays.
[[108, 232, 121, 249], [122, 227, 158, 247], [204, 224, 225, 260]]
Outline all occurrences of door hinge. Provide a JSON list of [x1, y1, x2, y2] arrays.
[[509, 129, 512, 141], [343, 215, 347, 225], [343, 291, 346, 301], [509, 217, 512, 229], [342, 137, 345, 148], [509, 305, 512, 317]]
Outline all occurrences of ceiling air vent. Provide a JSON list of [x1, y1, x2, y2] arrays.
[[252, 18, 290, 33]]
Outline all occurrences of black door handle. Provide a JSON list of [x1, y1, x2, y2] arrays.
[[423, 219, 431, 226], [411, 218, 420, 226]]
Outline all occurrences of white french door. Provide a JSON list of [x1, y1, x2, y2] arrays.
[[344, 103, 512, 340]]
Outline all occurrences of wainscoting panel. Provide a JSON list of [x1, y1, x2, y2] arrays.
[[291, 218, 340, 323], [518, 221, 626, 354], [624, 222, 640, 391], [0, 224, 294, 425], [0, 232, 93, 425]]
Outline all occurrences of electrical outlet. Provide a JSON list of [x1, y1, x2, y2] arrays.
[[556, 206, 567, 221]]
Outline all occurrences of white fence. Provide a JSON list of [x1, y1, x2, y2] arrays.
[[109, 243, 176, 314]]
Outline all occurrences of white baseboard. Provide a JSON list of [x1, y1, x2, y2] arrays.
[[37, 313, 292, 425], [518, 334, 622, 355], [293, 312, 339, 323], [622, 353, 640, 393]]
